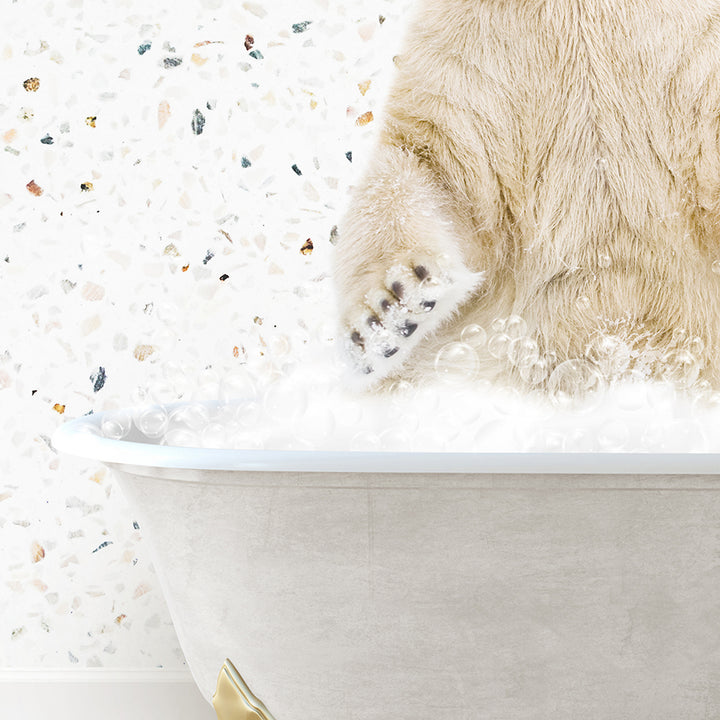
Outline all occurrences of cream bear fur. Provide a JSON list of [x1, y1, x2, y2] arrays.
[[333, 0, 720, 391]]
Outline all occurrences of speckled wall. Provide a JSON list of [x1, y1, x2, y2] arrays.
[[1, 0, 410, 669]]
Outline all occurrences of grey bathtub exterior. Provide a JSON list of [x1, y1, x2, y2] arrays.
[[54, 412, 720, 719]]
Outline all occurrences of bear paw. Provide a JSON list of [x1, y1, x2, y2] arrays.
[[340, 255, 485, 383]]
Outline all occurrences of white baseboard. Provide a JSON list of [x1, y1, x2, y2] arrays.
[[0, 669, 217, 720]]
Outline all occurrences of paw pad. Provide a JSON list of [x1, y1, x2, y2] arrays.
[[342, 255, 485, 381]]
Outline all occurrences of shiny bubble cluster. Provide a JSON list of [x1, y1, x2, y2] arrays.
[[584, 334, 631, 379], [93, 315, 716, 454], [94, 361, 720, 454], [547, 359, 605, 411], [433, 342, 480, 384], [433, 315, 708, 410]]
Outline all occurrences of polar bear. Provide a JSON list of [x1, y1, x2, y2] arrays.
[[333, 0, 720, 392]]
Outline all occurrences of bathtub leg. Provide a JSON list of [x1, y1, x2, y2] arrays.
[[212, 659, 277, 720]]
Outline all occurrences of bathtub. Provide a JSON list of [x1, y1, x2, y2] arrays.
[[53, 405, 720, 719]]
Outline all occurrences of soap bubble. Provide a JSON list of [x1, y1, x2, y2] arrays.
[[131, 385, 151, 406], [615, 374, 649, 411], [350, 430, 382, 451], [642, 419, 706, 452], [633, 345, 661, 380], [490, 317, 506, 333], [487, 333, 511, 359], [469, 417, 500, 450], [162, 428, 201, 448], [585, 334, 631, 378], [150, 380, 178, 404], [598, 253, 612, 268], [101, 410, 132, 440], [163, 362, 192, 397], [662, 420, 706, 452], [219, 370, 257, 404], [533, 429, 566, 451], [212, 403, 239, 427], [201, 422, 227, 448], [518, 355, 550, 386], [388, 379, 413, 395], [640, 423, 665, 450], [233, 400, 262, 429], [671, 328, 688, 347], [691, 383, 720, 414], [433, 342, 480, 383], [379, 427, 413, 451], [134, 405, 169, 438], [388, 401, 420, 432], [548, 359, 605, 409], [647, 381, 677, 411], [597, 420, 629, 451], [412, 385, 443, 413], [169, 403, 210, 431], [443, 385, 490, 422], [488, 386, 521, 416], [576, 296, 592, 311], [335, 397, 365, 427], [299, 403, 338, 444], [253, 357, 284, 389], [688, 336, 705, 356], [505, 315, 527, 340], [712, 259, 720, 275], [193, 368, 221, 401], [662, 349, 700, 388], [263, 380, 309, 421], [566, 427, 595, 451], [267, 334, 292, 361], [460, 324, 487, 349], [509, 336, 539, 367]]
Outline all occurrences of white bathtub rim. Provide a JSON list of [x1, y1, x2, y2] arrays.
[[52, 410, 720, 475]]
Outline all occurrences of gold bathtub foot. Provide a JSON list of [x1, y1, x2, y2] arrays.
[[213, 658, 276, 720]]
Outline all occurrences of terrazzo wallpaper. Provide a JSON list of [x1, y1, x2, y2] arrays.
[[1, 0, 409, 668]]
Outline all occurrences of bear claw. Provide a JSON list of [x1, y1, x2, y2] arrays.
[[341, 256, 486, 382]]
